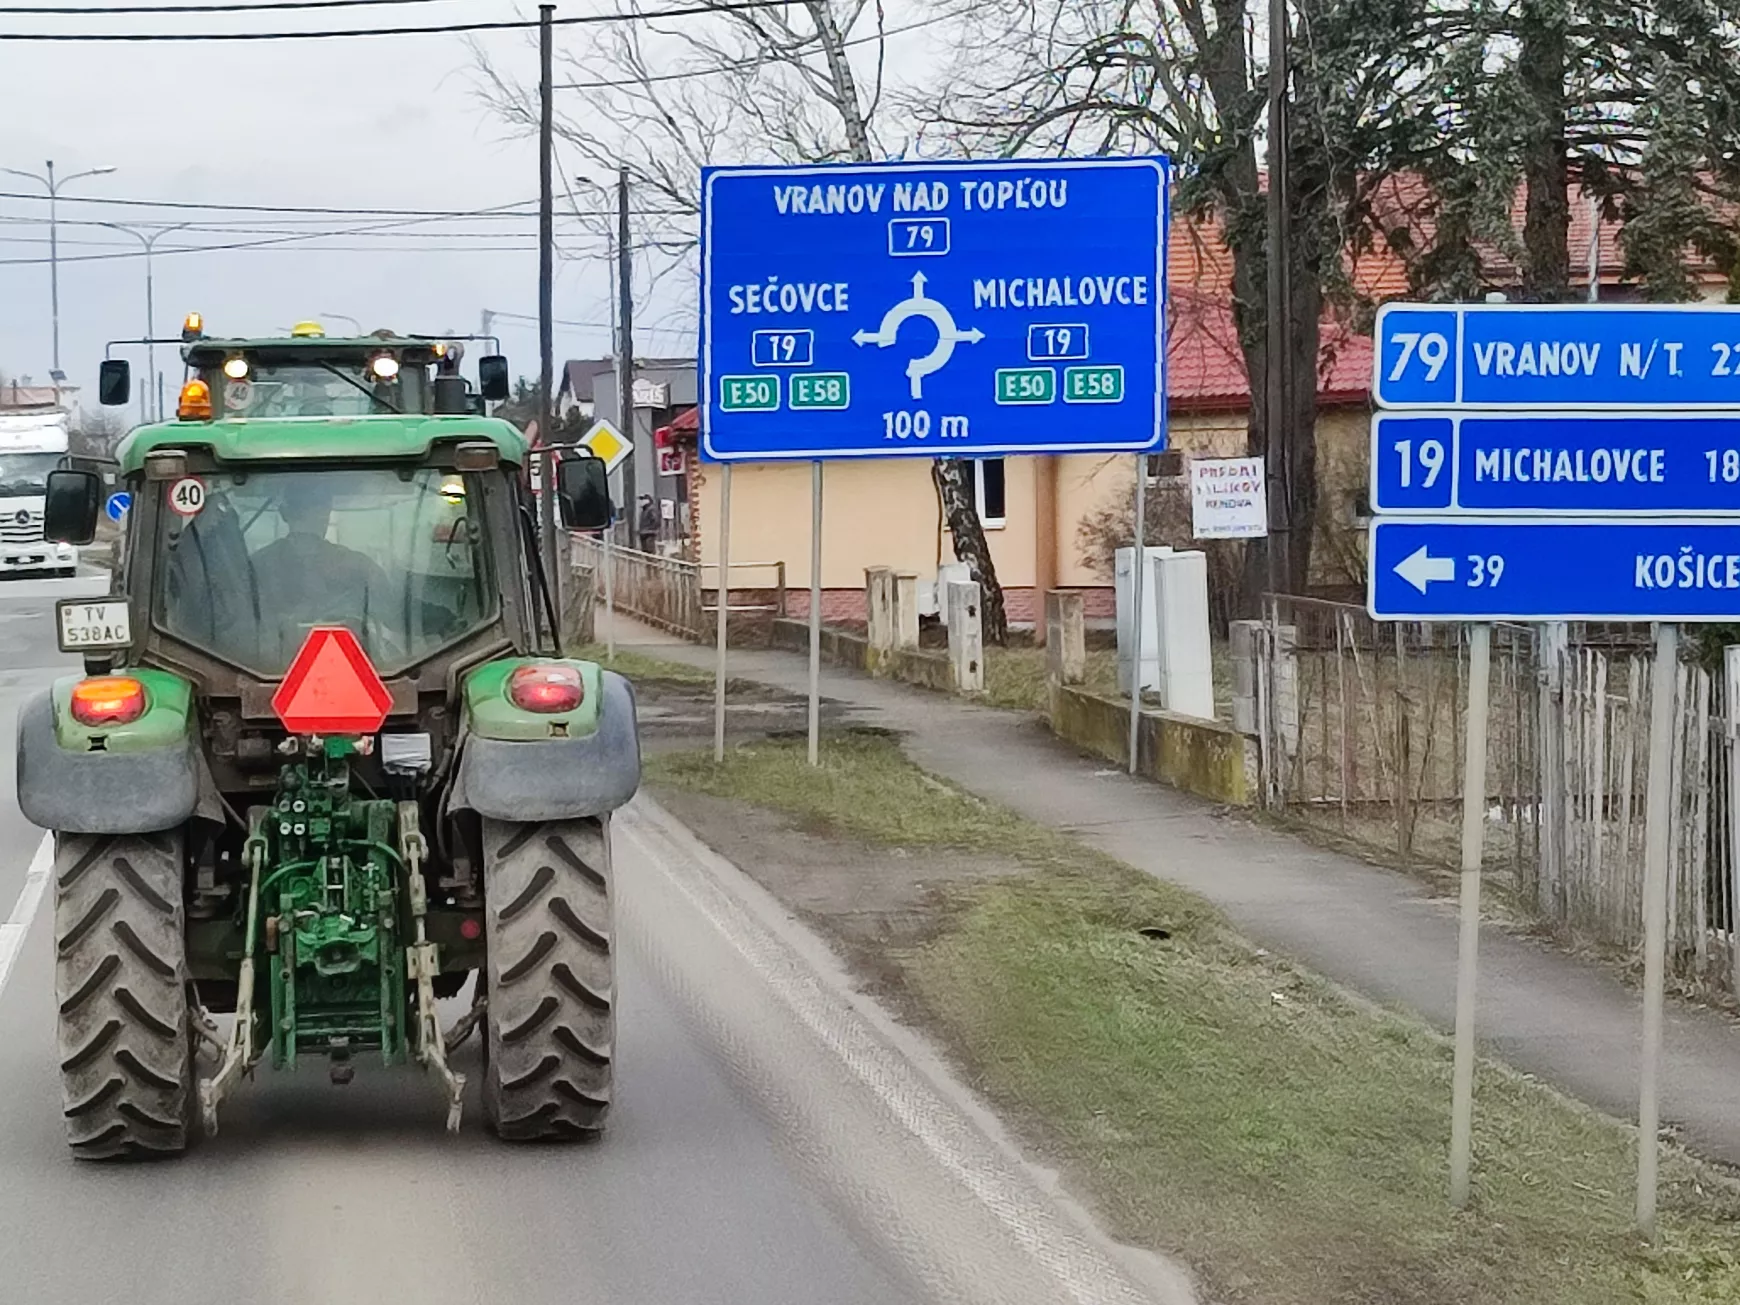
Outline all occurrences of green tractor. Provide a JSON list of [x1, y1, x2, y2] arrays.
[[18, 318, 639, 1158]]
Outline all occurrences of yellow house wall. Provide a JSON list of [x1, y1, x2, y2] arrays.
[[687, 406, 1365, 591], [689, 457, 1042, 589], [1053, 413, 1248, 585]]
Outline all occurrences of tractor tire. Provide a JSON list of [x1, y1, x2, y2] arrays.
[[481, 817, 615, 1141], [53, 831, 193, 1160]]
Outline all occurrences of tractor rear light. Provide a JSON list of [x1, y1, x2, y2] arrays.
[[178, 379, 214, 421], [70, 676, 147, 727], [507, 663, 584, 714], [459, 917, 482, 941]]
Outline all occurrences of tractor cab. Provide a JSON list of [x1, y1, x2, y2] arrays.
[[98, 314, 513, 421]]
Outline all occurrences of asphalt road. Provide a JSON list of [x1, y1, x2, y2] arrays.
[[0, 576, 1179, 1305]]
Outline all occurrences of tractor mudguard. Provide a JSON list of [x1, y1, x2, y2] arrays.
[[15, 688, 211, 834], [451, 670, 641, 822]]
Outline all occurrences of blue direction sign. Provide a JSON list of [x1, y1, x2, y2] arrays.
[[1369, 519, 1740, 621], [699, 158, 1169, 461], [1374, 303, 1740, 409], [104, 492, 130, 522], [1372, 412, 1740, 515]]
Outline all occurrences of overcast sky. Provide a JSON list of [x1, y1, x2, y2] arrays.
[[0, 2, 671, 417], [0, 0, 968, 425]]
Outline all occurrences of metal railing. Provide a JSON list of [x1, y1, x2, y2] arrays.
[[571, 537, 703, 638], [569, 538, 787, 639], [699, 560, 787, 619]]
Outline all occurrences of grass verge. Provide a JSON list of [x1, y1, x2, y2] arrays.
[[573, 641, 714, 685], [648, 732, 1740, 1305]]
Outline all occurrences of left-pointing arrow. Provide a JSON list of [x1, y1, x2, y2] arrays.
[[1394, 545, 1457, 594]]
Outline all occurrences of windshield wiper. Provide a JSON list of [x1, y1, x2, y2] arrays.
[[317, 360, 403, 414]]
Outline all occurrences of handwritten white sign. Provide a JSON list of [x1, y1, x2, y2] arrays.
[[1190, 456, 1269, 539]]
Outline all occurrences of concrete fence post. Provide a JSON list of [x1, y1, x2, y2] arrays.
[[1229, 619, 1260, 737], [894, 572, 921, 650], [946, 580, 985, 694], [865, 567, 896, 659], [1045, 591, 1086, 687]]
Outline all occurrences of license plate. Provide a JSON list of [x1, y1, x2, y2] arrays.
[[56, 598, 133, 653]]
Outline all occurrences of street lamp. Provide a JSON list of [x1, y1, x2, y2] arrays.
[[98, 222, 190, 422], [0, 160, 117, 376]]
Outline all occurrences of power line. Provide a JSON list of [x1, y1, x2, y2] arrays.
[[0, 189, 538, 218], [0, 189, 688, 219], [0, 0, 788, 40], [0, 215, 619, 237], [0, 0, 453, 13]]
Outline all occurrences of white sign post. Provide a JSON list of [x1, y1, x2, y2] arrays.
[[1448, 622, 1493, 1208], [1190, 456, 1269, 539]]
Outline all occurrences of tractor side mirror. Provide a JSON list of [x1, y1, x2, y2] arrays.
[[98, 359, 131, 407], [43, 469, 102, 545], [555, 454, 612, 531], [478, 355, 510, 403]]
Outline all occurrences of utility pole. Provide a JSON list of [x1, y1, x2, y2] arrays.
[[99, 221, 189, 422], [537, 4, 561, 635], [0, 160, 117, 379], [1263, 0, 1292, 596], [617, 165, 636, 533]]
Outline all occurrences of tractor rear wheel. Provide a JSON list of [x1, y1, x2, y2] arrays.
[[53, 831, 193, 1159], [481, 817, 615, 1140]]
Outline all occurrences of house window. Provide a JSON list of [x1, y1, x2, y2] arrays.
[[975, 458, 1007, 528]]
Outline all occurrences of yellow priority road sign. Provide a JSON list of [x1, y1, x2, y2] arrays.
[[579, 419, 632, 472]]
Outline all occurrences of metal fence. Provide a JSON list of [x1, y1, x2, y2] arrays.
[[1256, 596, 1740, 996], [568, 538, 787, 640], [571, 538, 705, 638]]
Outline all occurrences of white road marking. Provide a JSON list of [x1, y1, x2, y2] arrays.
[[0, 833, 52, 1002]]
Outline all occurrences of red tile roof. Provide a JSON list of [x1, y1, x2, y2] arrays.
[[1167, 287, 1372, 413]]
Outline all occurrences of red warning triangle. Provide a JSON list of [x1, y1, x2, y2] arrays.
[[272, 627, 394, 735]]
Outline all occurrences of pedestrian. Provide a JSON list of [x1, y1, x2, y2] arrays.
[[637, 493, 658, 553]]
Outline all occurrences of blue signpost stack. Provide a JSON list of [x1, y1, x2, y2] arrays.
[[1368, 300, 1740, 1232], [1369, 303, 1740, 620]]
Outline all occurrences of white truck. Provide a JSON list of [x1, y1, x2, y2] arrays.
[[0, 409, 78, 577]]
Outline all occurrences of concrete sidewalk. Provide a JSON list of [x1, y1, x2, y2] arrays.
[[600, 609, 1740, 1168]]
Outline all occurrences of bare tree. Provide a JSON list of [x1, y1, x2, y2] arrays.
[[71, 408, 129, 460], [473, 1, 1013, 641], [918, 0, 1454, 607]]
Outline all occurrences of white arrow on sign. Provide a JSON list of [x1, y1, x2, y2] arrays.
[[1394, 545, 1457, 593], [852, 270, 984, 399]]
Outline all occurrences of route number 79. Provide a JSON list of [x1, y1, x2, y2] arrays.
[[1388, 331, 1451, 383]]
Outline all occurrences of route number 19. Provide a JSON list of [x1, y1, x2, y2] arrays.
[[1392, 437, 1446, 488]]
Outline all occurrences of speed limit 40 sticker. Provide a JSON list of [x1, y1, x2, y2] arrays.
[[168, 477, 206, 516]]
